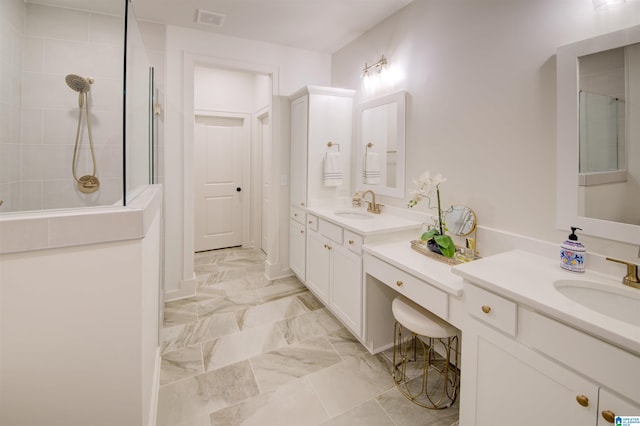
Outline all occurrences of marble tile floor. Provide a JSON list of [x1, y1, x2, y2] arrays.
[[157, 247, 460, 426]]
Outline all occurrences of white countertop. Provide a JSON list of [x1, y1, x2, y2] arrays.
[[363, 240, 464, 297], [452, 249, 640, 355], [306, 206, 422, 236]]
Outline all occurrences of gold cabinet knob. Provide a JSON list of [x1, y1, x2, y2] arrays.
[[300, 202, 305, 206], [601, 410, 616, 423], [481, 305, 491, 314], [396, 280, 403, 287], [576, 395, 589, 407], [308, 221, 312, 224], [348, 240, 354, 245], [293, 213, 298, 217], [300, 230, 304, 234]]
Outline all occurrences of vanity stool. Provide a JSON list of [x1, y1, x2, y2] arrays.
[[391, 295, 460, 409]]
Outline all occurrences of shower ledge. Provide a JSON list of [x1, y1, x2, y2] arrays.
[[0, 185, 162, 255]]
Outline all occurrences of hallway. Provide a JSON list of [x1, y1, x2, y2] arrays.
[[157, 247, 459, 426]]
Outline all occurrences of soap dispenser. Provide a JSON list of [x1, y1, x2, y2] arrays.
[[560, 227, 585, 273]]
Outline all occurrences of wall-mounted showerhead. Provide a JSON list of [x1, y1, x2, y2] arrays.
[[65, 74, 94, 93]]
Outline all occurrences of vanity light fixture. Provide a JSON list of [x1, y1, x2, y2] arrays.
[[363, 55, 388, 78], [592, 0, 625, 9]]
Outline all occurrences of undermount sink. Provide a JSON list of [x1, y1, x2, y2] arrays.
[[554, 279, 640, 326], [333, 210, 374, 220]]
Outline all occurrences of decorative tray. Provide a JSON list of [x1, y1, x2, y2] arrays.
[[410, 240, 479, 266]]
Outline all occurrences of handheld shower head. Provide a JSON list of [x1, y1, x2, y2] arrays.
[[65, 74, 94, 93]]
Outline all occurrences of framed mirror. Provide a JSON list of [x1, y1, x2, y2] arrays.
[[357, 91, 406, 198], [445, 205, 477, 236], [557, 24, 640, 244]]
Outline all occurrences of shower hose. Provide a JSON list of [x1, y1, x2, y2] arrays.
[[71, 90, 98, 191]]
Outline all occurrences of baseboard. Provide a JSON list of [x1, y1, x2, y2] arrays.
[[164, 276, 196, 301], [147, 348, 161, 426], [264, 259, 293, 281]]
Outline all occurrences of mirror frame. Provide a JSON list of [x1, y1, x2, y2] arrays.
[[557, 24, 640, 244], [356, 90, 406, 198]]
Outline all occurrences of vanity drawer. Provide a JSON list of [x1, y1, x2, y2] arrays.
[[291, 206, 306, 225], [344, 230, 363, 254], [365, 254, 448, 320], [319, 219, 343, 244], [465, 284, 517, 336], [307, 214, 318, 231]]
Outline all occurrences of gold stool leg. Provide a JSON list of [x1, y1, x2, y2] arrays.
[[392, 322, 460, 410]]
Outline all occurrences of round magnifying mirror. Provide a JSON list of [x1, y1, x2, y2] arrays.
[[445, 205, 477, 236]]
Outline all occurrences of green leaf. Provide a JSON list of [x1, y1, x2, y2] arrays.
[[434, 234, 455, 258], [420, 229, 438, 241]]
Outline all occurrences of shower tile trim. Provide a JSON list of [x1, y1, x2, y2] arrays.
[[0, 185, 161, 254]]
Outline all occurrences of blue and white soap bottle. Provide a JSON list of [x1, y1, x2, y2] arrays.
[[560, 227, 585, 273]]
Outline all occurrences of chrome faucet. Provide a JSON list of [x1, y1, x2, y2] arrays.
[[362, 190, 382, 214], [606, 257, 640, 289]]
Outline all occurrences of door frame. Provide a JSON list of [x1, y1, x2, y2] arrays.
[[193, 110, 251, 250], [256, 106, 270, 254], [181, 53, 280, 288]]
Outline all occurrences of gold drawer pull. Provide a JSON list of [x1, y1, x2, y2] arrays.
[[308, 221, 312, 224], [576, 395, 589, 407], [601, 410, 615, 423], [481, 305, 491, 314], [396, 280, 403, 287], [348, 240, 354, 245]]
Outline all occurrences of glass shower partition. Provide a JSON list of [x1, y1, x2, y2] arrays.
[[0, 0, 154, 213]]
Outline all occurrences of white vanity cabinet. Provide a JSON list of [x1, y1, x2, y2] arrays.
[[306, 217, 364, 338], [288, 86, 354, 281], [460, 282, 640, 426], [289, 206, 307, 280]]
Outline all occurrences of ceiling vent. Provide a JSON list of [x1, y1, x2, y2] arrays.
[[195, 9, 226, 27]]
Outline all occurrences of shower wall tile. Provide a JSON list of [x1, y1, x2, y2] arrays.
[[0, 183, 11, 212], [43, 109, 75, 145], [26, 4, 90, 42], [90, 13, 124, 46], [0, 0, 25, 33], [18, 181, 43, 211], [21, 109, 43, 145], [23, 37, 43, 73], [0, 103, 11, 143], [21, 144, 74, 180], [44, 39, 122, 79], [22, 73, 74, 110], [92, 144, 124, 179], [42, 177, 122, 210]]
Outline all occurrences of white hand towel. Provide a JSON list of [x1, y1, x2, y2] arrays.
[[323, 151, 343, 187], [362, 151, 381, 184]]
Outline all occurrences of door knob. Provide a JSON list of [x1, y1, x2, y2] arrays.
[[236, 187, 242, 192]]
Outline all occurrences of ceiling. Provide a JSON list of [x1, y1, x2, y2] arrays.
[[32, 0, 414, 54]]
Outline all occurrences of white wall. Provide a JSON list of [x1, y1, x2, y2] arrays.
[[331, 0, 640, 260], [164, 25, 332, 294]]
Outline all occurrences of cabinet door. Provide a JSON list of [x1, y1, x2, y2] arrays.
[[289, 220, 306, 281], [331, 244, 363, 338], [460, 317, 598, 426], [290, 95, 308, 208], [598, 388, 640, 425], [306, 230, 331, 304]]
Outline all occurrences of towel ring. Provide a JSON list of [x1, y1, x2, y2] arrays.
[[327, 141, 340, 152]]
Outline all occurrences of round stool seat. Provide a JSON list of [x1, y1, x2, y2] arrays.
[[392, 296, 457, 339]]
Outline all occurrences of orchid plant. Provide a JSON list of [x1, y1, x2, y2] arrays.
[[408, 171, 455, 258]]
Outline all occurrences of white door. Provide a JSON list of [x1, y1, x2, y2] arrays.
[[194, 115, 244, 252]]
